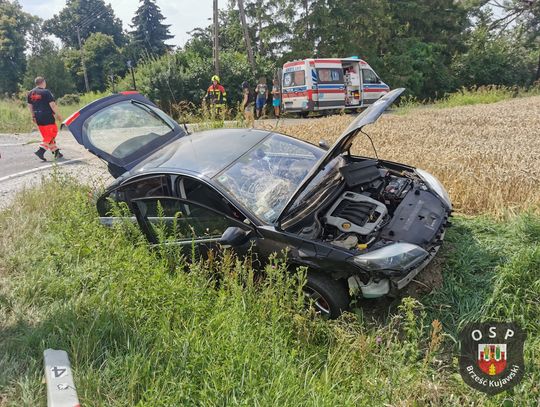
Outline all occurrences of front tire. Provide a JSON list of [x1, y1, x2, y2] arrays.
[[304, 271, 350, 319]]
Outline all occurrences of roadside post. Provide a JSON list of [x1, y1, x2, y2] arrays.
[[43, 349, 80, 407]]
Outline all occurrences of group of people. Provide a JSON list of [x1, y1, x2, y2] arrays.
[[205, 76, 281, 121]]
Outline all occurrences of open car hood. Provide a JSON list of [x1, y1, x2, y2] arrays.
[[277, 88, 405, 227]]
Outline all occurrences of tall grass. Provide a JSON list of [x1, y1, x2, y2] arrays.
[[0, 175, 539, 405], [0, 100, 31, 133], [396, 84, 540, 113], [435, 85, 540, 108]]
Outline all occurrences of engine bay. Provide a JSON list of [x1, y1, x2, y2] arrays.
[[295, 158, 447, 252]]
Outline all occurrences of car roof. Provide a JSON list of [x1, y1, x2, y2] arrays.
[[127, 128, 271, 178]]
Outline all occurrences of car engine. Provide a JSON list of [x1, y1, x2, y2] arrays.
[[299, 160, 445, 251]]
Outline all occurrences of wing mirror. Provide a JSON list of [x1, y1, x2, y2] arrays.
[[219, 226, 251, 247], [319, 139, 330, 150]]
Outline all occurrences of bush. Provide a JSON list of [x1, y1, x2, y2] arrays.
[[57, 93, 81, 105]]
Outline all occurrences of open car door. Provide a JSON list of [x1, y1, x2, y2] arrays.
[[64, 92, 186, 178]]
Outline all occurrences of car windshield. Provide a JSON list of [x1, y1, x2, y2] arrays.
[[214, 133, 323, 223]]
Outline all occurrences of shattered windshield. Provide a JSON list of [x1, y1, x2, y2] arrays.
[[214, 133, 323, 223]]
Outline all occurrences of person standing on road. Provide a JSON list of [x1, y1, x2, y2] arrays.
[[255, 77, 268, 119], [271, 78, 281, 119], [27, 77, 63, 161]]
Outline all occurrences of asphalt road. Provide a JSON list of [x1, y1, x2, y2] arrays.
[[0, 130, 111, 208]]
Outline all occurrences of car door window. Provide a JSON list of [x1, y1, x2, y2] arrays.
[[97, 175, 172, 216], [85, 101, 173, 159], [177, 177, 245, 221], [132, 197, 248, 243], [316, 68, 344, 84], [362, 69, 379, 84]]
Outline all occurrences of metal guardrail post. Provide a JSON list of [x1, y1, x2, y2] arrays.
[[43, 349, 80, 407]]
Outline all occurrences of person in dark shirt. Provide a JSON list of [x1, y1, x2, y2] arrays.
[[27, 77, 63, 161]]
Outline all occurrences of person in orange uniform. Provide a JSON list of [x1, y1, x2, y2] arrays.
[[27, 76, 63, 161], [205, 75, 227, 116]]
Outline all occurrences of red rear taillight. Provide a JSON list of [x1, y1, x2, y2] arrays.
[[65, 111, 80, 126]]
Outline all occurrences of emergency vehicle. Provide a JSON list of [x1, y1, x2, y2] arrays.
[[281, 57, 390, 114]]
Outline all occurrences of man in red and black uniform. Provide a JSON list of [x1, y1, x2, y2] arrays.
[[27, 77, 63, 161], [205, 75, 227, 116]]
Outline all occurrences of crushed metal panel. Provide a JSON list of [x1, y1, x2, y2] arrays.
[[44, 349, 80, 407]]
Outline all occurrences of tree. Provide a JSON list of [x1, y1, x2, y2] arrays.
[[44, 0, 125, 48], [23, 41, 76, 97], [486, 0, 540, 81], [452, 27, 533, 87], [0, 0, 33, 95], [67, 32, 124, 92], [130, 0, 174, 58]]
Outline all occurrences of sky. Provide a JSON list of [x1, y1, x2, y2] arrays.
[[19, 0, 214, 47]]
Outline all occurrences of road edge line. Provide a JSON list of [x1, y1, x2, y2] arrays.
[[0, 157, 89, 183]]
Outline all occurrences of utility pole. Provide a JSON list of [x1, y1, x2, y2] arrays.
[[76, 27, 90, 93], [213, 0, 220, 76], [238, 0, 255, 72]]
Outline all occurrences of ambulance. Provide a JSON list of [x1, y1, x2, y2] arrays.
[[281, 57, 390, 114]]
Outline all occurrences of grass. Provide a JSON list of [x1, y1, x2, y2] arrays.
[[395, 85, 540, 114], [435, 85, 540, 109], [0, 174, 539, 406], [259, 94, 540, 218], [0, 92, 107, 134]]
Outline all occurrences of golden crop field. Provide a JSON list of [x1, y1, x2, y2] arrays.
[[261, 96, 540, 217]]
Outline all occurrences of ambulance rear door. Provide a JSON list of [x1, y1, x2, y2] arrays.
[[282, 60, 311, 113]]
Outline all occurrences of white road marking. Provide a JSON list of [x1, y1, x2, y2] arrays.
[[0, 143, 25, 147], [0, 157, 89, 183]]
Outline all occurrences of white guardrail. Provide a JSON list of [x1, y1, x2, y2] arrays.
[[43, 349, 80, 407]]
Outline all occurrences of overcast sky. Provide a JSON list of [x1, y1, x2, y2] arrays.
[[19, 0, 214, 47]]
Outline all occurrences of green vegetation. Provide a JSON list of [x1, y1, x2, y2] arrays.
[[0, 175, 538, 405], [435, 85, 540, 109], [395, 84, 540, 114]]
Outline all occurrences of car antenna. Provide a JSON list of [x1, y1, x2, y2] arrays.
[[360, 129, 378, 160]]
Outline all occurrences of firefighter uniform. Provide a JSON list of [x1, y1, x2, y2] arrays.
[[205, 75, 227, 113]]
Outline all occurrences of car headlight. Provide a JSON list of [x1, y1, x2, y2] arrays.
[[352, 243, 429, 272], [415, 168, 452, 210]]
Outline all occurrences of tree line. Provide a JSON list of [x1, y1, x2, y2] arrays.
[[1, 0, 539, 114]]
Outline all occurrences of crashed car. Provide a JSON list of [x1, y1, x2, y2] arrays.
[[64, 88, 452, 318]]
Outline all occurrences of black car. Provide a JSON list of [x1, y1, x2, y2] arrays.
[[64, 88, 452, 318]]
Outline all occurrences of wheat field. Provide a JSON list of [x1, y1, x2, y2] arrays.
[[259, 96, 540, 217]]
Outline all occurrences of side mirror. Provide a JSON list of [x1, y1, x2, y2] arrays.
[[376, 77, 381, 84], [219, 226, 250, 247], [319, 139, 330, 151]]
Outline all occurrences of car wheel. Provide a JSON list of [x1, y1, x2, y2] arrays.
[[303, 271, 350, 319]]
